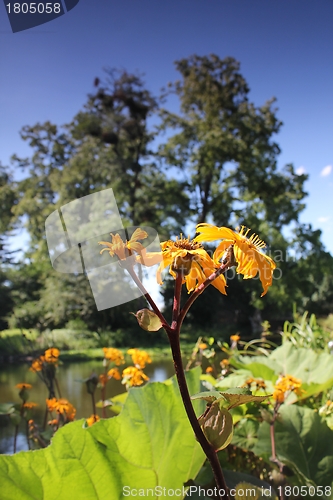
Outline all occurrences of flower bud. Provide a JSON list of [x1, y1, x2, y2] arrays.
[[132, 309, 162, 332], [200, 403, 233, 451], [86, 373, 99, 395]]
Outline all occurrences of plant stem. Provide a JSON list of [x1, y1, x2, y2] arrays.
[[25, 420, 31, 450], [55, 377, 62, 398], [91, 391, 96, 416], [127, 266, 171, 332], [167, 327, 230, 500], [130, 263, 231, 498], [270, 403, 286, 500], [13, 425, 18, 454]]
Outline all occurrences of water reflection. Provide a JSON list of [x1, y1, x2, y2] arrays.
[[0, 359, 175, 455]]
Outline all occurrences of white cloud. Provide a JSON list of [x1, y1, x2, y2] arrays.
[[320, 165, 332, 177], [318, 216, 330, 223], [296, 166, 306, 175]]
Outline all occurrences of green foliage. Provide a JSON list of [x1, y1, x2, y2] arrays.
[[0, 328, 39, 356], [283, 307, 333, 351], [253, 405, 333, 491], [217, 341, 333, 401], [0, 368, 205, 500]]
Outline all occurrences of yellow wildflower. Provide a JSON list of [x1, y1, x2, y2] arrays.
[[244, 377, 266, 390], [107, 368, 121, 380], [16, 383, 32, 390], [137, 235, 227, 295], [199, 343, 208, 350], [122, 366, 149, 387], [44, 348, 60, 363], [194, 224, 276, 296], [46, 397, 58, 412], [86, 414, 100, 427], [127, 348, 152, 369], [46, 397, 76, 420], [205, 366, 213, 374], [103, 347, 125, 365], [99, 228, 148, 261], [230, 334, 240, 343], [30, 356, 45, 372], [48, 419, 58, 426], [273, 374, 303, 403], [23, 402, 38, 410]]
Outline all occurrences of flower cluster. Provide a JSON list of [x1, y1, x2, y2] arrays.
[[46, 397, 76, 421], [273, 375, 303, 404], [99, 224, 276, 297], [127, 348, 152, 369], [137, 234, 227, 294], [86, 414, 100, 427], [103, 347, 125, 366], [244, 377, 267, 391], [122, 366, 149, 388], [30, 348, 60, 372]]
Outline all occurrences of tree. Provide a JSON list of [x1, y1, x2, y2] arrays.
[[7, 70, 189, 332], [158, 54, 332, 330]]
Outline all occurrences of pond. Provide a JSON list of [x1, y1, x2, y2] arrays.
[[0, 358, 176, 455]]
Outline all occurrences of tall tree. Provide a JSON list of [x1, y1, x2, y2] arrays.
[[158, 54, 332, 330], [7, 70, 189, 331], [159, 54, 307, 229]]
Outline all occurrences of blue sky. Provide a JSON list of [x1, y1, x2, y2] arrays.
[[1, 0, 332, 253]]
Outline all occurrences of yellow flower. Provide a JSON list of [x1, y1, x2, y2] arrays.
[[230, 334, 240, 343], [194, 224, 276, 296], [23, 402, 38, 410], [107, 368, 121, 380], [102, 347, 125, 365], [86, 414, 100, 427], [16, 383, 32, 390], [137, 235, 227, 295], [127, 348, 152, 369], [205, 366, 213, 373], [273, 374, 303, 403], [30, 356, 45, 372], [46, 398, 58, 412], [44, 348, 60, 363], [46, 398, 76, 420], [220, 359, 230, 367], [273, 388, 285, 403], [99, 228, 148, 261], [122, 366, 149, 387], [199, 343, 208, 350], [48, 419, 58, 426], [244, 377, 266, 390]]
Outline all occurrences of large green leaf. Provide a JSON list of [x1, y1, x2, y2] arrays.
[[0, 368, 205, 500], [232, 419, 259, 451], [253, 405, 333, 491]]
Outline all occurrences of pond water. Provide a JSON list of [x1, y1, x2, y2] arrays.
[[0, 358, 176, 455]]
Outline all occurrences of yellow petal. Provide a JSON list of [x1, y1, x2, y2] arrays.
[[130, 228, 148, 242], [137, 249, 163, 267], [195, 224, 238, 243]]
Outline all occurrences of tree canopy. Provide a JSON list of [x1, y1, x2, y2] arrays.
[[1, 55, 332, 337]]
